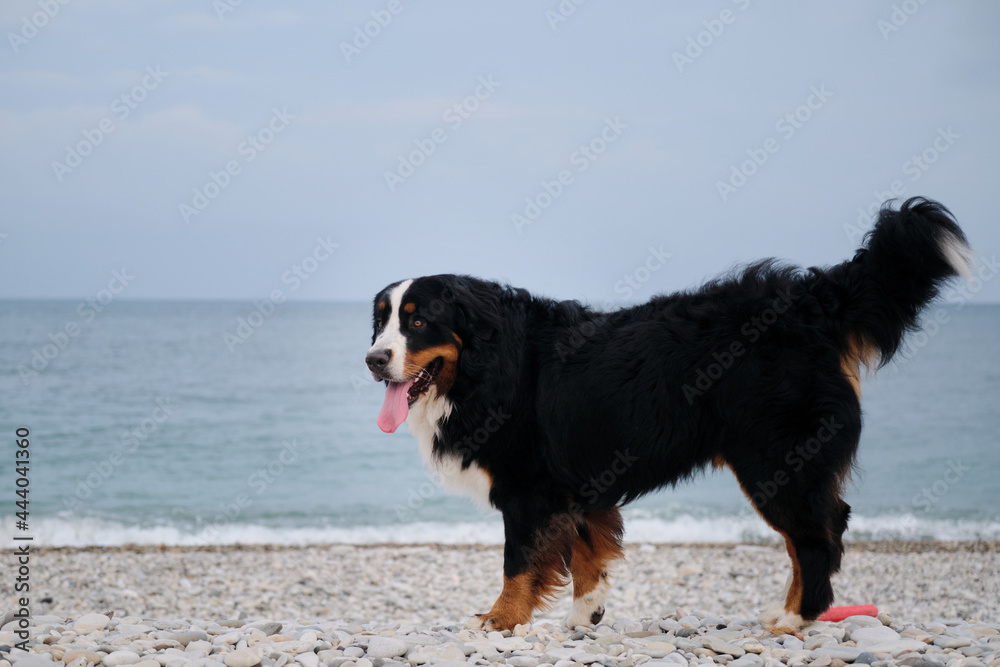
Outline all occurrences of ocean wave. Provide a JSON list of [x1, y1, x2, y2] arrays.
[[5, 511, 999, 547]]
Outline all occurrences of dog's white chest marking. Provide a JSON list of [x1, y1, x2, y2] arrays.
[[407, 389, 493, 509]]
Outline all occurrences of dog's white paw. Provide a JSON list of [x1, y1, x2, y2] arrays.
[[759, 603, 806, 635], [758, 602, 785, 627], [564, 576, 610, 628], [564, 604, 605, 629]]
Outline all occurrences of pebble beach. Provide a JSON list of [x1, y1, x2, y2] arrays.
[[4, 541, 999, 667]]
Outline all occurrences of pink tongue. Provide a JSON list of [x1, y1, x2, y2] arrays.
[[377, 379, 414, 433]]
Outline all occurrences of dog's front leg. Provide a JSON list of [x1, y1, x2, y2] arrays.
[[469, 507, 574, 631]]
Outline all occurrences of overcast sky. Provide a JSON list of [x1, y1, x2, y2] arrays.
[[2, 1, 998, 303]]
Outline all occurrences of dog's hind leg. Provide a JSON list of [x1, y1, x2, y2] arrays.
[[727, 412, 859, 634], [565, 507, 625, 628], [754, 491, 851, 633]]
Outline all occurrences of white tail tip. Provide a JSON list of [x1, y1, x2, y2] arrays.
[[939, 232, 974, 282]]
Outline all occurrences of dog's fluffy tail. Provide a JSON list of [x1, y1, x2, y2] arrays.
[[827, 196, 972, 367]]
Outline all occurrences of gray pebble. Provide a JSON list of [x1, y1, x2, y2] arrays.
[[728, 655, 764, 667], [505, 657, 539, 667], [365, 637, 406, 659], [852, 627, 902, 646], [805, 635, 838, 651], [256, 624, 282, 637], [224, 648, 263, 667], [187, 640, 214, 654], [170, 630, 210, 647], [324, 660, 354, 667], [103, 651, 142, 666], [293, 654, 318, 667], [809, 646, 862, 662], [701, 636, 745, 657], [73, 614, 111, 633], [933, 636, 973, 649], [7, 657, 55, 667], [863, 639, 930, 655], [638, 649, 672, 658], [855, 651, 879, 664]]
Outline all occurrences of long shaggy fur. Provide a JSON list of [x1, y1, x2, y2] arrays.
[[367, 196, 970, 629]]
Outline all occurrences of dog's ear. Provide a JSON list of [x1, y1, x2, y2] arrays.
[[445, 279, 509, 384], [450, 280, 503, 345]]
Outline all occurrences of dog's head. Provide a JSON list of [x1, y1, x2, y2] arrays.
[[367, 275, 499, 433]]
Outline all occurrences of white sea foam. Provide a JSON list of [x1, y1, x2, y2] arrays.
[[6, 511, 998, 547]]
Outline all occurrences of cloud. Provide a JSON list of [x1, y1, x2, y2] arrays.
[[175, 66, 248, 83], [0, 0, 55, 28], [156, 8, 306, 31], [0, 67, 167, 95], [113, 104, 244, 150], [0, 105, 108, 147], [0, 103, 242, 160], [301, 97, 533, 127]]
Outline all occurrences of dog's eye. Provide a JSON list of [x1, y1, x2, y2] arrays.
[[376, 320, 384, 330], [412, 318, 425, 328]]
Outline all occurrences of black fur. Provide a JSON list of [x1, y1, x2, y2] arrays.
[[370, 197, 969, 624]]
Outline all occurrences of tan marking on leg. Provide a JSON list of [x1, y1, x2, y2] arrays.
[[726, 465, 806, 632], [566, 509, 624, 627], [569, 536, 604, 599], [478, 517, 574, 631], [478, 559, 567, 631], [782, 535, 803, 615], [569, 510, 624, 599], [478, 574, 534, 630]]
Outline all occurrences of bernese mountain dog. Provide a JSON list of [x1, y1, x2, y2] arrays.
[[365, 197, 971, 634]]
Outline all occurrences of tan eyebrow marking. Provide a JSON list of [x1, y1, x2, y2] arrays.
[[403, 302, 417, 313], [378, 301, 386, 311]]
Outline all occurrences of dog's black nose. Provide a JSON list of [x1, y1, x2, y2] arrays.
[[366, 349, 391, 373]]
